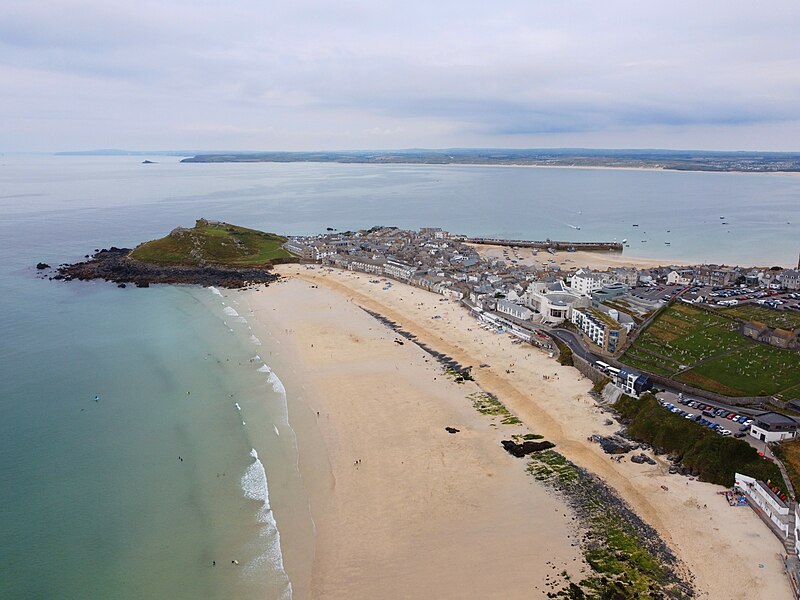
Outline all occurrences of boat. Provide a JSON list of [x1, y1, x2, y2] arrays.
[[632, 224, 639, 227], [665, 241, 671, 245], [547, 247, 556, 255], [622, 238, 628, 243]]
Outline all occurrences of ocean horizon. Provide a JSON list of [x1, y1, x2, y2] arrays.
[[1, 155, 798, 598]]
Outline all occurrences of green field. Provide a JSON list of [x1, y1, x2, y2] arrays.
[[722, 304, 800, 330], [130, 219, 291, 266], [623, 303, 800, 397], [622, 304, 750, 373]]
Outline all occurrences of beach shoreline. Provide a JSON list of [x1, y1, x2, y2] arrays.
[[242, 276, 587, 598], [256, 264, 793, 599], [467, 244, 696, 271]]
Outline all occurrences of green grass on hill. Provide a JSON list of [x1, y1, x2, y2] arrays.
[[622, 303, 800, 397], [678, 344, 800, 397], [625, 304, 748, 370], [773, 439, 800, 496], [722, 304, 800, 331], [615, 393, 786, 493], [130, 219, 291, 266]]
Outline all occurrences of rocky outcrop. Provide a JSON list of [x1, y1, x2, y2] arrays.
[[630, 453, 657, 465], [501, 439, 555, 458], [36, 262, 50, 270], [589, 434, 639, 455], [54, 247, 281, 289]]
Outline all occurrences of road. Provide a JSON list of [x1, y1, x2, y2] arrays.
[[549, 327, 598, 363]]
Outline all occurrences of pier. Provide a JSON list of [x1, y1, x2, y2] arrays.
[[462, 237, 624, 252]]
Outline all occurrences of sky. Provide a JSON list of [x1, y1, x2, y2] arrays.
[[2, 1, 800, 152]]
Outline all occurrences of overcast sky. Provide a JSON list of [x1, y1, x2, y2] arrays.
[[2, 1, 799, 152]]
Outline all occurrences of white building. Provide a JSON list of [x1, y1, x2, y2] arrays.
[[749, 412, 800, 443], [522, 281, 589, 325], [735, 473, 791, 539], [615, 369, 653, 397], [571, 307, 627, 353], [778, 269, 800, 290], [496, 299, 533, 321], [570, 269, 607, 296], [667, 270, 693, 285], [383, 258, 416, 281], [349, 258, 385, 275], [794, 504, 800, 556]]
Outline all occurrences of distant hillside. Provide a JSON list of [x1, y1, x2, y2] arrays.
[[179, 148, 800, 172], [129, 219, 292, 266]]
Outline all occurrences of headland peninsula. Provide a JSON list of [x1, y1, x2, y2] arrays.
[[51, 219, 294, 288], [50, 220, 800, 598]]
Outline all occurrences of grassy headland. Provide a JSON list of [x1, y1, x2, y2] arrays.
[[130, 219, 291, 267]]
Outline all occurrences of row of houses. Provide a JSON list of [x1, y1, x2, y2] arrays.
[[283, 229, 800, 360]]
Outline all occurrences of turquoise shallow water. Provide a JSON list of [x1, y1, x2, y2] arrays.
[[0, 156, 798, 599]]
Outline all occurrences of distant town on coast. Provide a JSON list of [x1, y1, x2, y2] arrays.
[[56, 147, 800, 173]]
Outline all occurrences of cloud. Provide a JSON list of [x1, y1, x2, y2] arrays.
[[1, 0, 799, 150]]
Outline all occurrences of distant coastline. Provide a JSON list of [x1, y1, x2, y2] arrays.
[[176, 148, 800, 173]]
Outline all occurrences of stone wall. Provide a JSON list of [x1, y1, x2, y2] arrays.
[[573, 354, 608, 385]]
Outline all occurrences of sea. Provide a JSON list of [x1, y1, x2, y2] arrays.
[[0, 156, 798, 599]]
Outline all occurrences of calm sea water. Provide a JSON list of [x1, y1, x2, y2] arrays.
[[0, 156, 798, 599]]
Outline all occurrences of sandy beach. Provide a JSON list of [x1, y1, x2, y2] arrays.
[[243, 277, 586, 599], [252, 264, 794, 599], [469, 243, 693, 271]]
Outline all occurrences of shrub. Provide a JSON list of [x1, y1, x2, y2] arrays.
[[615, 393, 785, 492]]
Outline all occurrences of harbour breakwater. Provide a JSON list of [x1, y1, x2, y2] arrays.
[[462, 237, 624, 252]]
